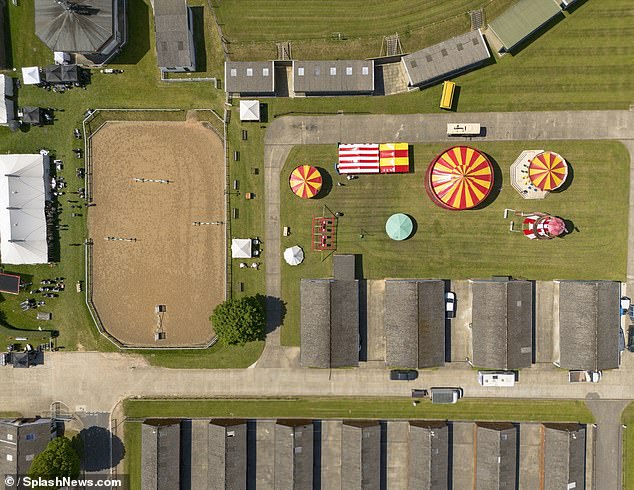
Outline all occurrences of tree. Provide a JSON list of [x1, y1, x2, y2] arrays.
[[28, 436, 81, 482], [211, 296, 266, 345]]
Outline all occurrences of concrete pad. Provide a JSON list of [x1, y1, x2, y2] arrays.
[[386, 421, 409, 490], [321, 420, 342, 490], [518, 423, 542, 490], [451, 422, 475, 490], [450, 280, 473, 362], [366, 280, 386, 362], [535, 281, 555, 363]]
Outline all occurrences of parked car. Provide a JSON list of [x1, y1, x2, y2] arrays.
[[390, 369, 418, 381], [628, 325, 634, 352], [430, 387, 463, 404], [445, 291, 456, 319]]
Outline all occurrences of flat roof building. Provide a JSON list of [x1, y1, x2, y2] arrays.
[[385, 280, 445, 368], [341, 421, 381, 490], [475, 422, 518, 490], [152, 0, 196, 72], [408, 421, 449, 490], [487, 0, 563, 53], [224, 61, 275, 96], [470, 279, 533, 369], [275, 420, 314, 489], [293, 60, 374, 96], [542, 423, 586, 490], [401, 30, 491, 87], [557, 280, 620, 371]]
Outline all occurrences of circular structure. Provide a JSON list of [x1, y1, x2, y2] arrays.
[[425, 146, 494, 210], [289, 165, 322, 199], [385, 213, 413, 241], [528, 151, 568, 191], [284, 246, 304, 266], [522, 214, 567, 240]]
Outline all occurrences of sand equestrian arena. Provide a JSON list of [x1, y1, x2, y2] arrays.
[[88, 121, 225, 347]]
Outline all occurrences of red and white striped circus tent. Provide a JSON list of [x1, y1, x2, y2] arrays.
[[337, 144, 380, 174]]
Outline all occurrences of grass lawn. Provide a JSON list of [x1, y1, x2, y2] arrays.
[[124, 421, 141, 490], [279, 141, 629, 345], [215, 0, 514, 60], [623, 402, 634, 489]]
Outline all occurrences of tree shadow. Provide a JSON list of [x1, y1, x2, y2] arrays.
[[78, 426, 125, 471], [190, 6, 206, 72], [112, 0, 150, 64], [314, 167, 332, 199], [472, 152, 502, 210], [257, 294, 287, 335]]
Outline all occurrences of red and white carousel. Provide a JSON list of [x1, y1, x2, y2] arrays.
[[522, 213, 566, 240]]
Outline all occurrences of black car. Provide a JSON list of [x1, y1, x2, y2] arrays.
[[628, 325, 634, 352], [390, 369, 418, 381]]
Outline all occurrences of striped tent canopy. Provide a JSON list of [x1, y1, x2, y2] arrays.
[[289, 165, 322, 199], [425, 146, 494, 210], [379, 143, 409, 173], [337, 144, 380, 174], [528, 151, 568, 191]]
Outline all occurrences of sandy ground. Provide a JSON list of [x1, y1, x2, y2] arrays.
[[88, 121, 225, 347]]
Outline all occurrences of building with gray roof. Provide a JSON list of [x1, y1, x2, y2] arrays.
[[401, 30, 491, 88], [141, 420, 181, 490], [0, 418, 55, 479], [557, 280, 620, 371], [487, 0, 563, 53], [470, 279, 533, 369], [542, 424, 586, 490], [275, 420, 314, 489], [300, 278, 359, 368], [385, 280, 445, 368], [292, 60, 374, 96], [34, 0, 125, 61], [152, 0, 195, 72], [207, 419, 247, 490], [224, 61, 275, 96], [475, 423, 518, 490], [408, 421, 449, 490], [341, 421, 381, 490]]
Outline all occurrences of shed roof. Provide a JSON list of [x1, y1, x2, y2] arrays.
[[275, 421, 314, 489], [341, 421, 381, 490], [471, 280, 533, 369], [558, 280, 620, 371], [35, 0, 115, 53], [475, 423, 518, 490], [208, 420, 247, 490], [224, 61, 275, 95], [408, 422, 449, 490], [300, 278, 359, 368], [385, 280, 445, 368], [333, 254, 356, 281], [153, 0, 194, 69], [293, 60, 374, 94], [401, 30, 490, 87], [543, 424, 586, 490], [141, 420, 181, 490], [488, 0, 563, 51]]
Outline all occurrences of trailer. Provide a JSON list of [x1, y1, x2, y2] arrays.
[[568, 370, 601, 383], [447, 123, 481, 136]]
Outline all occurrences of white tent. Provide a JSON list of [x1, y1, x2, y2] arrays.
[[0, 74, 13, 97], [0, 154, 50, 264], [0, 99, 14, 125], [231, 238, 252, 258], [284, 246, 304, 266], [54, 52, 70, 65], [21, 67, 41, 85], [239, 100, 260, 121]]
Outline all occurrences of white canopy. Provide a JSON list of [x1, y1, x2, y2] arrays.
[[0, 74, 13, 97], [0, 99, 14, 125], [54, 52, 70, 65], [231, 238, 252, 258], [284, 246, 304, 266], [21, 67, 41, 85], [239, 100, 260, 121], [0, 154, 49, 264]]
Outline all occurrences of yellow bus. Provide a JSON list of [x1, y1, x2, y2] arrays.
[[439, 81, 455, 110]]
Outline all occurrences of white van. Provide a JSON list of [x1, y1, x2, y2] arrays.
[[477, 371, 516, 387], [447, 123, 481, 136]]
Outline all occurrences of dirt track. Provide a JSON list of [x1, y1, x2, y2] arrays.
[[88, 121, 225, 347]]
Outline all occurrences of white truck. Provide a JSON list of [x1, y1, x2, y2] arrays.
[[568, 370, 602, 383], [478, 371, 516, 387]]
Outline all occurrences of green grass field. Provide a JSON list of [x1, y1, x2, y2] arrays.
[[279, 141, 629, 345], [623, 402, 634, 489]]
